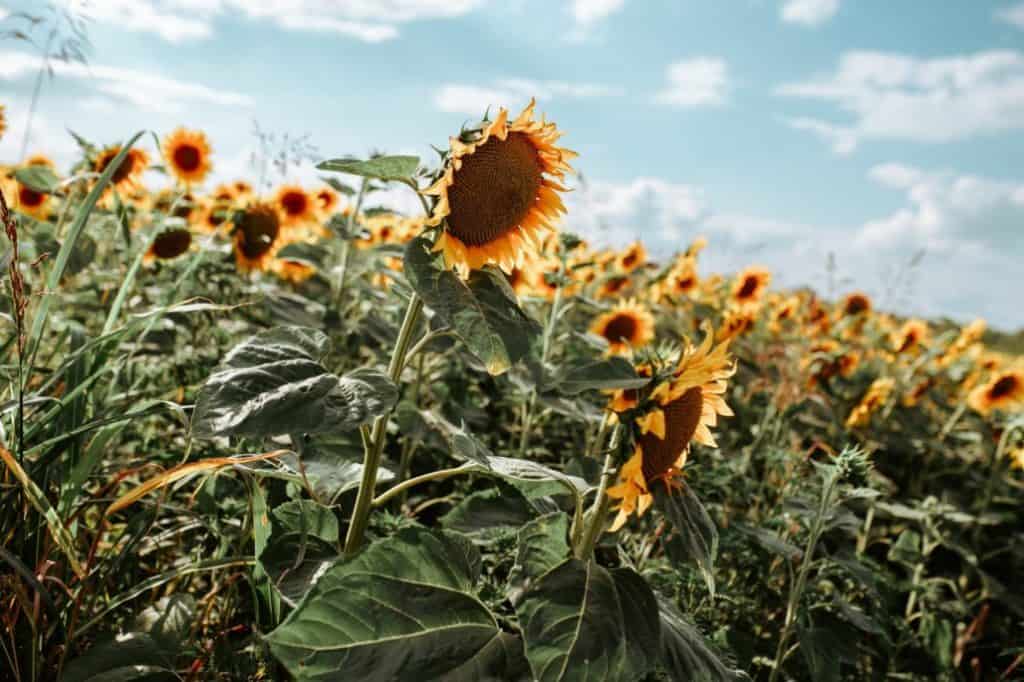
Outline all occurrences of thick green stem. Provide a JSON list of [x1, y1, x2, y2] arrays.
[[574, 424, 621, 560], [343, 294, 423, 557], [768, 472, 837, 682]]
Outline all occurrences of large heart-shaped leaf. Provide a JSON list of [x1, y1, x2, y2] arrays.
[[658, 485, 719, 596], [265, 527, 504, 680], [404, 237, 541, 375], [191, 327, 397, 438], [61, 632, 177, 682], [515, 559, 661, 682], [656, 595, 746, 682], [317, 155, 419, 182]]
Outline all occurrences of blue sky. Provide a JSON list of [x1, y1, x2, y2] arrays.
[[1, 0, 1023, 328]]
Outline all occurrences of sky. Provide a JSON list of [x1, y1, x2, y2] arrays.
[[1, 0, 1023, 328]]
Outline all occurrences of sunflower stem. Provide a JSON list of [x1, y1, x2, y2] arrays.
[[372, 463, 475, 508], [335, 178, 368, 306], [344, 293, 423, 557], [518, 283, 564, 457], [574, 423, 621, 560]]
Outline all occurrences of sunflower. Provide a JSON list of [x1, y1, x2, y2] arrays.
[[590, 299, 656, 355], [770, 295, 801, 332], [233, 180, 254, 197], [7, 175, 51, 220], [684, 236, 708, 259], [358, 213, 404, 248], [233, 202, 282, 272], [892, 319, 929, 354], [211, 183, 237, 202], [846, 377, 895, 428], [314, 186, 341, 217], [841, 292, 872, 317], [731, 266, 771, 307], [273, 184, 317, 229], [939, 318, 986, 367], [144, 228, 193, 263], [903, 378, 934, 407], [273, 258, 317, 284], [717, 306, 757, 342], [24, 154, 55, 169], [597, 274, 631, 299], [607, 328, 735, 531], [531, 257, 565, 300], [195, 198, 232, 234], [95, 145, 150, 192], [163, 128, 213, 186], [0, 104, 6, 142], [616, 241, 647, 274], [968, 370, 1024, 415], [425, 99, 576, 274], [803, 340, 859, 386], [654, 260, 699, 302]]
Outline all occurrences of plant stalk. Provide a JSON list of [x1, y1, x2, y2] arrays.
[[574, 422, 621, 560], [518, 283, 563, 457]]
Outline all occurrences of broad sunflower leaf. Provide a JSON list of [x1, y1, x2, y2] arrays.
[[513, 512, 571, 585], [272, 499, 339, 544], [317, 155, 419, 182], [191, 326, 397, 438], [13, 164, 60, 194], [658, 485, 719, 597], [404, 237, 542, 375], [259, 532, 339, 607], [440, 487, 538, 535], [515, 559, 662, 682], [61, 632, 177, 682], [265, 527, 504, 680], [442, 631, 533, 682], [656, 595, 747, 682], [548, 357, 651, 394]]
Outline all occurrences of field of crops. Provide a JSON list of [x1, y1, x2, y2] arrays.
[[1, 98, 1023, 681]]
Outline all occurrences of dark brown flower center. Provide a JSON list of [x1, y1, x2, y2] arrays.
[[317, 190, 334, 209], [990, 375, 1019, 400], [281, 191, 308, 217], [172, 144, 202, 172], [237, 206, 280, 259], [603, 313, 638, 344], [622, 251, 638, 268], [18, 185, 45, 208], [604, 276, 628, 294], [639, 387, 704, 483], [151, 229, 192, 259], [845, 295, 870, 315], [736, 275, 759, 300], [445, 131, 542, 247], [99, 149, 136, 185]]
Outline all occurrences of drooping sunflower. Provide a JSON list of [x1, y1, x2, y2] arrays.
[[968, 370, 1024, 415], [425, 99, 576, 274], [606, 328, 735, 531], [717, 306, 757, 342], [590, 299, 656, 355], [273, 184, 317, 230], [94, 145, 150, 192], [731, 266, 771, 307], [144, 227, 193, 263], [162, 128, 213, 186], [892, 319, 929, 354], [615, 241, 647, 274], [233, 202, 282, 272], [846, 377, 895, 428]]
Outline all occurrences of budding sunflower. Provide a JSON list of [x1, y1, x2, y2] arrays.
[[606, 327, 735, 531], [425, 99, 576, 275]]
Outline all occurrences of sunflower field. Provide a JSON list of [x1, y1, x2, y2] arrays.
[[1, 99, 1023, 682]]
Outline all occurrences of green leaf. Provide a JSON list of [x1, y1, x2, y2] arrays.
[[260, 532, 339, 607], [658, 486, 719, 596], [129, 595, 196, 650], [265, 527, 502, 680], [441, 487, 538, 535], [513, 512, 571, 585], [191, 327, 397, 438], [656, 595, 745, 682], [13, 164, 60, 193], [515, 559, 662, 682], [443, 632, 533, 682], [273, 499, 339, 544], [549, 357, 651, 394], [317, 155, 420, 182], [732, 523, 802, 561], [61, 632, 177, 682], [404, 237, 542, 375]]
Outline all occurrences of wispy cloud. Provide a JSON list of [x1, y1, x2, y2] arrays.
[[996, 2, 1024, 29], [655, 58, 729, 109], [434, 78, 624, 115], [0, 50, 253, 115], [780, 0, 840, 27], [571, 0, 627, 26], [778, 50, 1024, 153]]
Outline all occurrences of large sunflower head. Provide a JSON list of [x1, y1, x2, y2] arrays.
[[590, 299, 656, 355], [606, 327, 735, 531], [162, 128, 213, 186], [233, 202, 282, 272], [144, 227, 193, 263], [731, 266, 772, 307], [95, 145, 150, 192], [968, 370, 1024, 416], [425, 99, 576, 275]]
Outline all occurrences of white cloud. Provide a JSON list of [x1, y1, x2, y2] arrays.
[[655, 58, 729, 109], [434, 78, 623, 115], [778, 50, 1024, 152], [0, 8, 9, 21], [780, 0, 840, 27], [0, 50, 253, 115], [571, 0, 627, 26], [69, 0, 484, 43], [996, 3, 1024, 29]]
